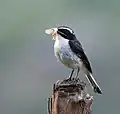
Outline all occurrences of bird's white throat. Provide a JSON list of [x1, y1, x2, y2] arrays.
[[54, 35, 69, 48]]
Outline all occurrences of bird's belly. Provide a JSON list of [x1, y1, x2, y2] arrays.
[[54, 46, 81, 69]]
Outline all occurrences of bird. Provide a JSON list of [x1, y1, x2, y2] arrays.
[[45, 26, 102, 94]]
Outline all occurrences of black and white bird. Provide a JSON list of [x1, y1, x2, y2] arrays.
[[45, 26, 102, 94]]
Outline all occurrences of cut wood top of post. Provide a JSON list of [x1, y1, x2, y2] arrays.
[[54, 78, 86, 93]]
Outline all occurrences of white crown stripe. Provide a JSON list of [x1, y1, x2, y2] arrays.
[[60, 27, 74, 34]]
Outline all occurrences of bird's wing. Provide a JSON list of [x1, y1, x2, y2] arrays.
[[69, 40, 92, 73]]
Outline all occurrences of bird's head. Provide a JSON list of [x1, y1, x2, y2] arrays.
[[45, 26, 76, 40]]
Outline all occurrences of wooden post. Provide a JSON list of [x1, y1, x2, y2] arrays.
[[48, 78, 93, 114]]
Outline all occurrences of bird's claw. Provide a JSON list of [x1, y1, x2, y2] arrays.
[[64, 76, 72, 82]]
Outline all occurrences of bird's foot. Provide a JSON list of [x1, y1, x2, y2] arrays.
[[65, 75, 80, 81], [64, 76, 72, 82]]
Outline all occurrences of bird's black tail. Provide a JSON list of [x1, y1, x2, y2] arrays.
[[85, 72, 102, 94]]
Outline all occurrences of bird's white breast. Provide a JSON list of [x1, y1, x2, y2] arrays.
[[54, 37, 69, 61], [54, 37, 81, 69]]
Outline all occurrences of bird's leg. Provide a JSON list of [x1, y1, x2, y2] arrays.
[[68, 69, 74, 80], [75, 67, 80, 79], [65, 69, 74, 81]]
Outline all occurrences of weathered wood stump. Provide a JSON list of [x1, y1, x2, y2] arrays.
[[48, 78, 93, 114]]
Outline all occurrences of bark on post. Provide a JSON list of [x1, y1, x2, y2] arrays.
[[48, 78, 93, 114]]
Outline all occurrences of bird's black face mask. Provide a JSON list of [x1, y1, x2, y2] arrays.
[[57, 26, 76, 40]]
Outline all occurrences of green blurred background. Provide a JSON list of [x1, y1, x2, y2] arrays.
[[0, 0, 120, 114]]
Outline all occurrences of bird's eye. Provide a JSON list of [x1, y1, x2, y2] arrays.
[[57, 26, 76, 40]]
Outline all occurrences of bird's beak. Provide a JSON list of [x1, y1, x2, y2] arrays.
[[45, 28, 57, 40]]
